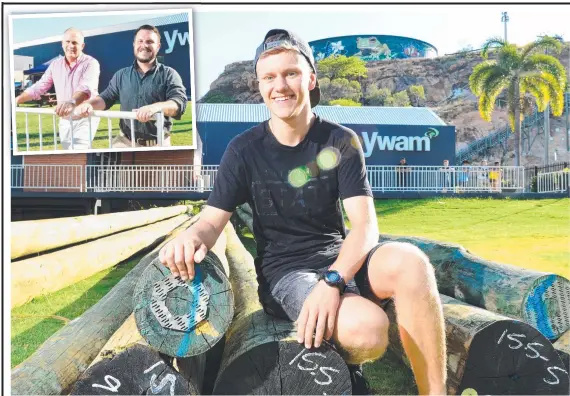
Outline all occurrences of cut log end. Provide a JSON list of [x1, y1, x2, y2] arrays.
[[457, 320, 569, 395], [70, 344, 199, 395], [213, 341, 351, 395], [523, 275, 570, 340], [133, 254, 234, 358]]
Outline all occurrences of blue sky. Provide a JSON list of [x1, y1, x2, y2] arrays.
[[9, 4, 570, 99]]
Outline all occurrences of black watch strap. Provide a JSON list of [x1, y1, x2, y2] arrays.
[[319, 270, 346, 294]]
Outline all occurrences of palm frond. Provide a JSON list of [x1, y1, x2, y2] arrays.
[[481, 36, 506, 58], [477, 74, 509, 121], [521, 35, 563, 59], [522, 54, 567, 90], [497, 44, 522, 71], [469, 62, 506, 95], [524, 74, 565, 116], [520, 79, 548, 111]]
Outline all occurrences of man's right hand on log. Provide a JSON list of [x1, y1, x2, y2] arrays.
[[159, 229, 208, 281], [159, 206, 232, 281]]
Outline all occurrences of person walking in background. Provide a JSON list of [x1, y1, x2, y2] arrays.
[[396, 157, 411, 190], [15, 27, 100, 150], [75, 24, 187, 148], [439, 159, 455, 193], [477, 159, 490, 191], [489, 161, 502, 192], [457, 159, 471, 192]]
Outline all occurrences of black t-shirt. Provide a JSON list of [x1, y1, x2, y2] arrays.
[[207, 115, 372, 292]]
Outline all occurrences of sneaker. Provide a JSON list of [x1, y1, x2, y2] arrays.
[[348, 364, 372, 395]]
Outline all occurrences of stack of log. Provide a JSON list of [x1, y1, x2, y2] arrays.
[[11, 205, 352, 395], [233, 204, 570, 395]]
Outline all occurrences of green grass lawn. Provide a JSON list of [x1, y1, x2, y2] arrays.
[[10, 252, 143, 368], [14, 102, 193, 152], [10, 198, 569, 394], [372, 198, 569, 277]]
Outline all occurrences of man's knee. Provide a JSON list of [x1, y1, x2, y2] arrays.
[[370, 241, 436, 294], [335, 295, 389, 364]]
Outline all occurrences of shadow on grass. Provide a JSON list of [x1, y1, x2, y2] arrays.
[[374, 199, 433, 217], [11, 252, 144, 368]]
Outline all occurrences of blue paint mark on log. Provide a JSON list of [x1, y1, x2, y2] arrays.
[[525, 275, 556, 339], [176, 266, 202, 357]]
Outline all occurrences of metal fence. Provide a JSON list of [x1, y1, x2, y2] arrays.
[[12, 164, 530, 194], [537, 170, 570, 193], [14, 107, 165, 151], [524, 162, 569, 192], [11, 164, 83, 191], [366, 165, 525, 192], [85, 165, 218, 192]]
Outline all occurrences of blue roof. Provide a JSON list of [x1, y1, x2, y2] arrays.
[[196, 104, 447, 126]]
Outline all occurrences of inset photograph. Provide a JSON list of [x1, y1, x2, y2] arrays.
[[10, 9, 196, 154]]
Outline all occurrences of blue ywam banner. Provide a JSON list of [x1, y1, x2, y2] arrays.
[[345, 124, 456, 166]]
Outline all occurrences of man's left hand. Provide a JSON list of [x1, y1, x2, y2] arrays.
[[135, 105, 160, 122], [55, 101, 75, 117], [296, 280, 341, 349]]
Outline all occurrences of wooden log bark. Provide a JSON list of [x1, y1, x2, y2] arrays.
[[554, 330, 570, 372], [386, 294, 569, 395], [379, 233, 570, 340], [10, 218, 196, 395], [212, 222, 351, 395], [133, 229, 233, 358], [11, 205, 190, 259], [11, 214, 190, 309]]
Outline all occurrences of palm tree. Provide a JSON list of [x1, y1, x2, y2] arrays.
[[469, 36, 567, 166]]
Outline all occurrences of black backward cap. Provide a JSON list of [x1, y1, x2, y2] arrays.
[[253, 29, 320, 107]]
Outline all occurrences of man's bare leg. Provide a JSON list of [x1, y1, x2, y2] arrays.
[[367, 242, 447, 395]]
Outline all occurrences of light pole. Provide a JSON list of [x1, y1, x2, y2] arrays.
[[501, 12, 509, 42]]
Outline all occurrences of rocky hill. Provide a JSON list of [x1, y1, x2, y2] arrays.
[[201, 45, 570, 166]]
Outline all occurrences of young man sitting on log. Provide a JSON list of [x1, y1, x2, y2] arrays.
[[159, 29, 447, 395]]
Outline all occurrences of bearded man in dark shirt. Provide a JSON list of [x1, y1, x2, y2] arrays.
[[160, 29, 447, 395]]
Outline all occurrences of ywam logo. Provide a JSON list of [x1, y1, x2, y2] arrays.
[[425, 128, 440, 139], [164, 30, 189, 54], [361, 132, 432, 157]]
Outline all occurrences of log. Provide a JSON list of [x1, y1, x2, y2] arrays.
[[386, 295, 570, 395], [11, 214, 190, 309], [10, 218, 196, 395], [212, 221, 351, 395], [235, 205, 253, 234], [133, 229, 234, 358], [70, 344, 199, 395], [554, 330, 570, 372], [379, 233, 570, 341], [11, 205, 190, 259]]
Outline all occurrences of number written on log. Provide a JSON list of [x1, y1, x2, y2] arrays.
[[497, 329, 569, 385], [150, 373, 176, 395], [92, 375, 121, 393], [91, 360, 177, 394], [289, 349, 340, 386]]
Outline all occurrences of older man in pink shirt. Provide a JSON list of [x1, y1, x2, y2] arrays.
[[15, 27, 100, 150]]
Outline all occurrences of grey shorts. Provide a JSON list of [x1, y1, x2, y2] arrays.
[[259, 242, 391, 321]]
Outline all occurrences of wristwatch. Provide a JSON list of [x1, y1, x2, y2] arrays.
[[66, 99, 77, 106], [319, 270, 346, 294]]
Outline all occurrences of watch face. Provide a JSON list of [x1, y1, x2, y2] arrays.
[[325, 271, 340, 284]]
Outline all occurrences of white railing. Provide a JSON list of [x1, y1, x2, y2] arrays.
[[11, 164, 528, 194], [10, 164, 83, 191], [85, 165, 218, 193], [14, 107, 165, 151], [366, 165, 525, 192], [537, 170, 570, 193]]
